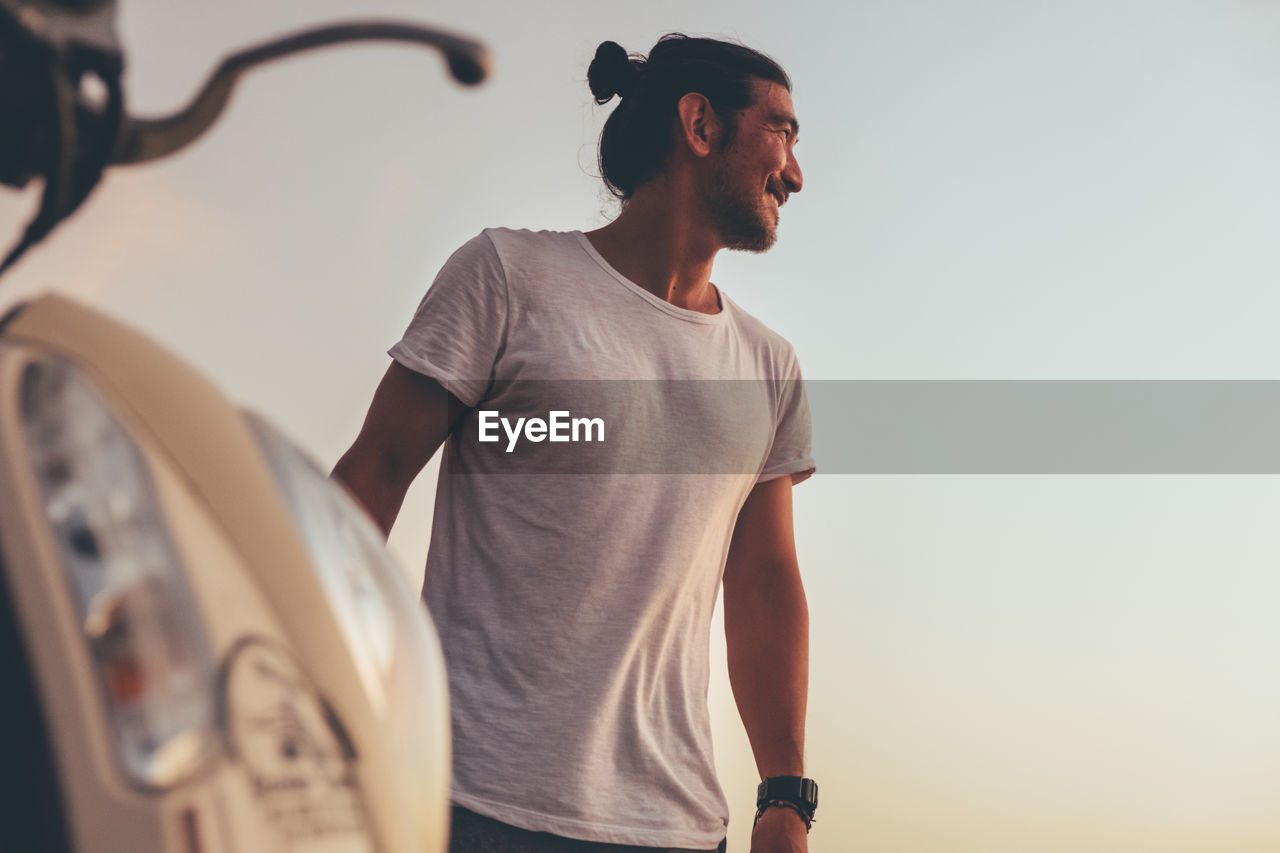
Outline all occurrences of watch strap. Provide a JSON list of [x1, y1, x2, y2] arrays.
[[756, 775, 818, 816]]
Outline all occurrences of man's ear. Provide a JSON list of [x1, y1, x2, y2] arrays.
[[675, 92, 722, 158]]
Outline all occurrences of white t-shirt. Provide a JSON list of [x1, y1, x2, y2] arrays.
[[389, 228, 813, 848]]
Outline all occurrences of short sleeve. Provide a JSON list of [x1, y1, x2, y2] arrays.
[[388, 231, 508, 408], [758, 348, 815, 485]]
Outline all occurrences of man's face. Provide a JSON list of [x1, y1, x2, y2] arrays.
[[702, 79, 804, 253]]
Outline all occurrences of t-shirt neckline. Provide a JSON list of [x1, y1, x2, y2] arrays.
[[572, 231, 728, 325]]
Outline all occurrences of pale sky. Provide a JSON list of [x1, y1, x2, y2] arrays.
[[2, 1, 1279, 850]]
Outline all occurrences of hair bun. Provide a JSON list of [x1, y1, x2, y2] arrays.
[[588, 41, 640, 104]]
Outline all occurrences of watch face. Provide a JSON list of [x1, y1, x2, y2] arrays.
[[802, 778, 818, 808], [220, 638, 376, 852]]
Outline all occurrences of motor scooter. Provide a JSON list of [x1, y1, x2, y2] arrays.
[[0, 3, 488, 850]]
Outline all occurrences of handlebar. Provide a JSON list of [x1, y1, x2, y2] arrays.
[[0, 3, 489, 278]]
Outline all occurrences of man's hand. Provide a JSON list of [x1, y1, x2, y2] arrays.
[[751, 804, 809, 853]]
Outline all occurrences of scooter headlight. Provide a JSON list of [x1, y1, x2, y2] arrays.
[[19, 355, 218, 789]]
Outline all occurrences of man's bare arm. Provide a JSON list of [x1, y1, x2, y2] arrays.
[[331, 361, 470, 536], [723, 474, 810, 851]]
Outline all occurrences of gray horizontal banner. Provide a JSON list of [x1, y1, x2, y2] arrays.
[[442, 380, 1280, 474], [811, 380, 1280, 473]]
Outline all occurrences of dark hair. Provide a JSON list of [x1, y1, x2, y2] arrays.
[[587, 34, 791, 201]]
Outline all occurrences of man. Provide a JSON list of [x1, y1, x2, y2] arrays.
[[333, 34, 817, 853]]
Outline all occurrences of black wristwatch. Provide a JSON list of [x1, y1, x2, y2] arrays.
[[754, 776, 818, 831]]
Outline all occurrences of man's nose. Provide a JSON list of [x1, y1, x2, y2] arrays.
[[783, 148, 803, 195]]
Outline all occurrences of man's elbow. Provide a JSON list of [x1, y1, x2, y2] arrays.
[[330, 442, 415, 535]]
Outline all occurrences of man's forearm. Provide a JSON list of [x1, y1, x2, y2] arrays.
[[724, 557, 809, 778], [331, 449, 412, 538]]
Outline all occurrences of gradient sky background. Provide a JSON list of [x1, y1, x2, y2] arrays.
[[2, 1, 1279, 850]]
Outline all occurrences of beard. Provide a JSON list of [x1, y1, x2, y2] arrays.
[[703, 162, 783, 254]]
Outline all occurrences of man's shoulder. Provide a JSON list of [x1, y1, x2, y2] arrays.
[[478, 227, 581, 258], [720, 291, 798, 357]]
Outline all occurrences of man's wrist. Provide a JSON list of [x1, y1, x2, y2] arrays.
[[754, 776, 818, 833]]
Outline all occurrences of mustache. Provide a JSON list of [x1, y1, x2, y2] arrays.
[[766, 176, 789, 205]]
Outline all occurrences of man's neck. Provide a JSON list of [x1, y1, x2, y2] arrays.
[[585, 185, 722, 315]]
